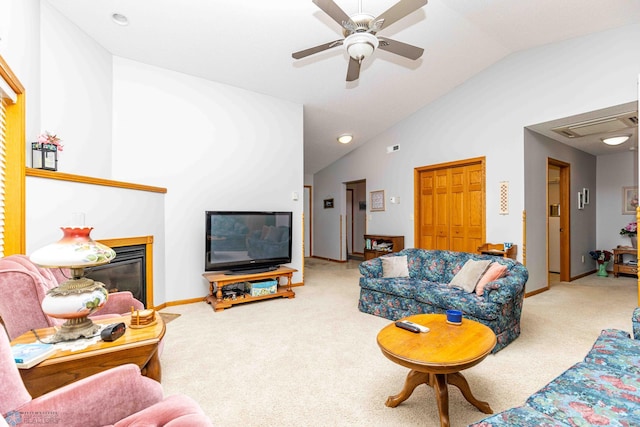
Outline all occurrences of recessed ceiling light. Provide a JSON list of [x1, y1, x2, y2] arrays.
[[111, 13, 129, 26], [601, 135, 630, 146], [337, 134, 353, 144]]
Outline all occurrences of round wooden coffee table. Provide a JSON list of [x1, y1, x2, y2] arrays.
[[377, 313, 496, 427]]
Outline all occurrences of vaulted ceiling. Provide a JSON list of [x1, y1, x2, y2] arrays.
[[46, 0, 640, 173]]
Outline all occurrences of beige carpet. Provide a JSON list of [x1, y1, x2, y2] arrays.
[[158, 259, 638, 426]]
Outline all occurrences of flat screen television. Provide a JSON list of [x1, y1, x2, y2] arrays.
[[205, 211, 292, 274]]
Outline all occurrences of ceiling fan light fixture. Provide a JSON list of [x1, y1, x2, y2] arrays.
[[344, 33, 379, 61], [601, 135, 631, 146], [337, 134, 353, 144], [111, 13, 129, 26]]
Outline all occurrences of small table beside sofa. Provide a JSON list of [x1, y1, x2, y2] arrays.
[[358, 248, 529, 353]]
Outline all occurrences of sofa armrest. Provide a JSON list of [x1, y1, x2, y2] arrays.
[[633, 307, 640, 340], [359, 258, 383, 278], [114, 395, 212, 427], [14, 364, 163, 427], [482, 263, 528, 304]]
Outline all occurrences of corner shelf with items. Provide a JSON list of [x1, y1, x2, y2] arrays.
[[612, 246, 637, 278], [363, 235, 404, 260]]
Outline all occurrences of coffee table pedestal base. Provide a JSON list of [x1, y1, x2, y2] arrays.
[[385, 370, 493, 427]]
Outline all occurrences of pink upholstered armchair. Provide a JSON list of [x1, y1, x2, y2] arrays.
[[0, 254, 144, 340], [0, 328, 212, 426]]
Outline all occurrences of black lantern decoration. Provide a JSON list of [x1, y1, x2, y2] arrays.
[[32, 142, 58, 171]]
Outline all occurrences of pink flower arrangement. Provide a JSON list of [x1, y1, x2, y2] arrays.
[[620, 221, 637, 237], [37, 131, 64, 152]]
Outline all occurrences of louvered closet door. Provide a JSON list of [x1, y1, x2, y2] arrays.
[[417, 169, 435, 248], [0, 54, 26, 256], [0, 97, 6, 256], [415, 158, 485, 253], [434, 168, 450, 249], [449, 163, 484, 252]]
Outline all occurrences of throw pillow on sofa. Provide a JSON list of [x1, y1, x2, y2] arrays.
[[381, 255, 409, 278], [448, 259, 491, 292], [476, 262, 508, 296]]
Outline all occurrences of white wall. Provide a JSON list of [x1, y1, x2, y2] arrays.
[[14, 3, 167, 306], [39, 1, 113, 177], [6, 1, 304, 305], [0, 0, 41, 139], [111, 58, 304, 301], [313, 24, 640, 278], [25, 179, 167, 305], [524, 129, 597, 292], [597, 151, 638, 250]]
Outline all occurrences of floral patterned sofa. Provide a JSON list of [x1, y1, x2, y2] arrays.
[[470, 308, 640, 426], [358, 248, 528, 352]]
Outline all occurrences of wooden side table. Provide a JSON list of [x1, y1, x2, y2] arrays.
[[11, 314, 165, 398], [613, 246, 638, 278], [477, 243, 517, 260]]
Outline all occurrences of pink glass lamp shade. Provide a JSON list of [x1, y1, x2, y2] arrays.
[[30, 227, 116, 342]]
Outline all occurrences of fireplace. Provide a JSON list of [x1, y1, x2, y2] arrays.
[[87, 236, 154, 308]]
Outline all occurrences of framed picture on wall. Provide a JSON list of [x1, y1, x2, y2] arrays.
[[622, 186, 638, 215], [323, 198, 334, 209], [578, 191, 584, 210], [370, 190, 385, 212]]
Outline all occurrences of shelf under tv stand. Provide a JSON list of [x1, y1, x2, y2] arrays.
[[203, 266, 296, 312]]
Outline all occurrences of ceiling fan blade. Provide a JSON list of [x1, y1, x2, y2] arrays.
[[292, 40, 344, 59], [346, 57, 361, 82], [372, 0, 428, 31], [313, 0, 355, 29], [377, 36, 424, 60]]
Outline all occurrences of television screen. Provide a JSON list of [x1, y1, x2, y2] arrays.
[[205, 211, 292, 274]]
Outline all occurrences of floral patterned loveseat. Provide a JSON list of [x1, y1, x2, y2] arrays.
[[470, 308, 640, 426], [358, 248, 528, 352]]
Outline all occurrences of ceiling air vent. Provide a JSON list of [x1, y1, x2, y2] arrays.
[[552, 111, 638, 138]]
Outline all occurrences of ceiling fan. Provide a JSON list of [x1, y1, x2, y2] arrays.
[[292, 0, 428, 82]]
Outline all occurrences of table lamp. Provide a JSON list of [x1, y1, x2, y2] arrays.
[[30, 226, 116, 342]]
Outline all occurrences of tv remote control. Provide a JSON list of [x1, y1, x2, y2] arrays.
[[395, 321, 419, 333], [396, 320, 430, 333]]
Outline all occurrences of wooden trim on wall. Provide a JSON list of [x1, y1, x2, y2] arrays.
[[0, 55, 25, 94], [413, 156, 486, 174], [26, 168, 167, 194], [97, 236, 155, 309]]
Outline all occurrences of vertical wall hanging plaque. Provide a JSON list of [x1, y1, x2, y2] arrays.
[[577, 191, 584, 210], [499, 181, 509, 215]]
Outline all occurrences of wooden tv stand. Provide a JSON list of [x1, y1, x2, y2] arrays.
[[203, 266, 296, 312]]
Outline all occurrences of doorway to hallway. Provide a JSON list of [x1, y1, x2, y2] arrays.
[[547, 158, 570, 283], [346, 180, 366, 261]]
